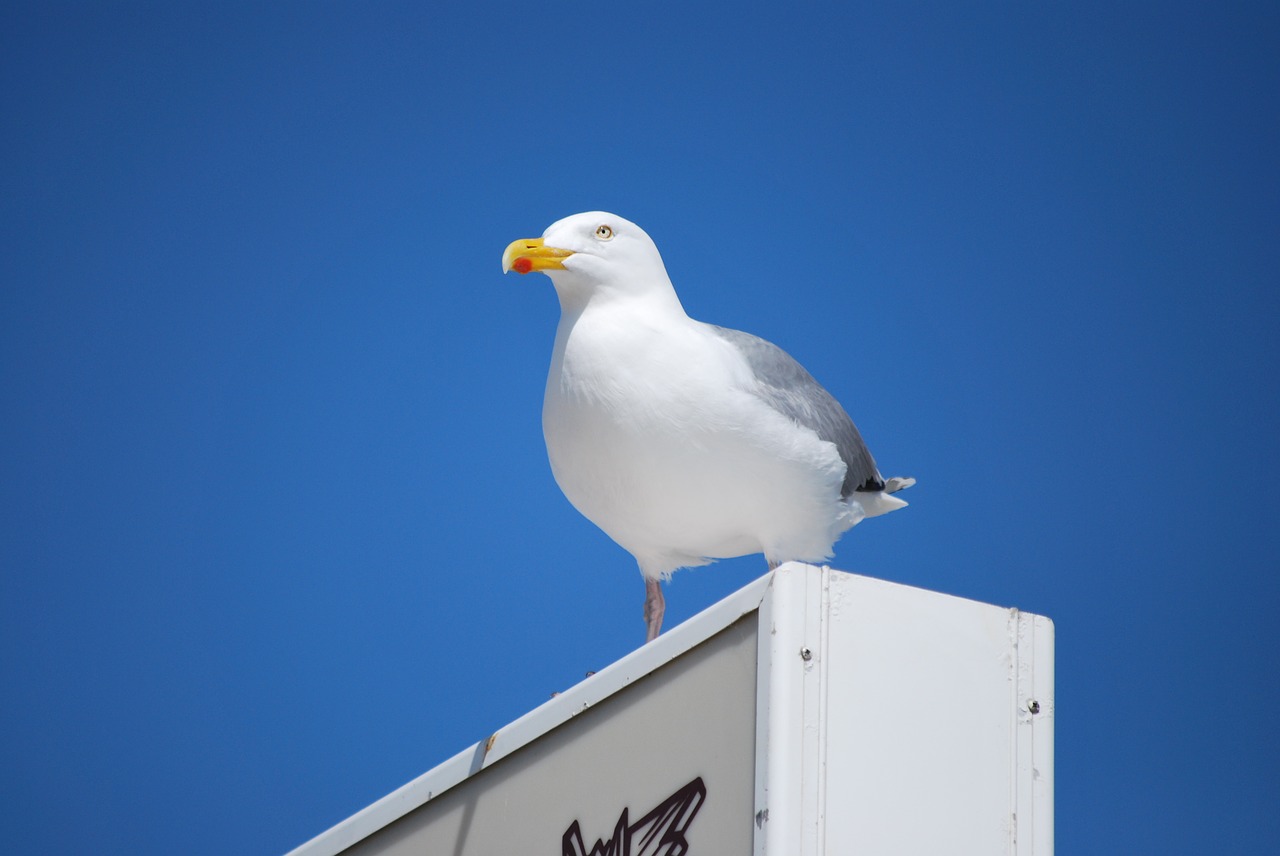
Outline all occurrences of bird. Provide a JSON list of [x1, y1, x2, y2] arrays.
[[502, 212, 914, 642]]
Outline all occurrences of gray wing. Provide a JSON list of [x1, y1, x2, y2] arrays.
[[710, 325, 884, 498]]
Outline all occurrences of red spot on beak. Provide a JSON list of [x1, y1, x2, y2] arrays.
[[513, 257, 533, 274]]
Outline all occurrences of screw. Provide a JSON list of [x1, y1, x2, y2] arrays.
[[1028, 700, 1041, 714], [800, 647, 812, 661]]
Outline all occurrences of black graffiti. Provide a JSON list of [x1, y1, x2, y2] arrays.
[[562, 777, 707, 856]]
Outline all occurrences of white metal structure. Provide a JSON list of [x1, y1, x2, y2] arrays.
[[287, 564, 1054, 855]]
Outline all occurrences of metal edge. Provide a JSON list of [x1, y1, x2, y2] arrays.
[[1014, 610, 1056, 855], [752, 570, 778, 856], [754, 562, 824, 855], [1033, 615, 1055, 856]]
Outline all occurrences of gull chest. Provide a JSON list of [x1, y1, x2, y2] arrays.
[[542, 312, 747, 527]]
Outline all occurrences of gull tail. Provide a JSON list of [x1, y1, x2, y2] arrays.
[[884, 476, 916, 494], [851, 475, 915, 520]]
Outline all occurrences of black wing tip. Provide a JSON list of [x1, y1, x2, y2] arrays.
[[853, 476, 886, 493]]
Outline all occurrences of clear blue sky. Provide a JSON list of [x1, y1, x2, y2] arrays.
[[2, 3, 1277, 853]]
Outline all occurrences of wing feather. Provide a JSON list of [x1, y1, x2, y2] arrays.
[[709, 325, 884, 497]]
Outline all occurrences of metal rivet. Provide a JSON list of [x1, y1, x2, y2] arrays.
[[800, 647, 812, 661], [1028, 700, 1041, 714]]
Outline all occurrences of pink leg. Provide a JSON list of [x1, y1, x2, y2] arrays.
[[643, 577, 665, 642]]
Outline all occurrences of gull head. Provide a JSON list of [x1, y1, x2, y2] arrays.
[[502, 212, 678, 309]]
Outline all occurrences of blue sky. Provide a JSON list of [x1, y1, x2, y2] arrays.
[[2, 3, 1277, 853]]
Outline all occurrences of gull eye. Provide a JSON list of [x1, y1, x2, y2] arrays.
[[595, 224, 614, 240]]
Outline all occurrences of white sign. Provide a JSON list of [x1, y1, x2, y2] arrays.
[[288, 565, 1054, 855]]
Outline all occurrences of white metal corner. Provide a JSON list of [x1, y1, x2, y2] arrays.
[[753, 563, 829, 856], [1014, 611, 1055, 855]]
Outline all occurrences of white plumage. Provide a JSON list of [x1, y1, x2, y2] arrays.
[[503, 212, 913, 640]]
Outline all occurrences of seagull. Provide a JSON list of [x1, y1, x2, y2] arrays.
[[503, 212, 913, 642]]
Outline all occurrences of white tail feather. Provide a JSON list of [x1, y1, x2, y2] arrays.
[[884, 476, 916, 494]]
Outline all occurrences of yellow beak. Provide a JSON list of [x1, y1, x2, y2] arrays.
[[501, 237, 574, 274]]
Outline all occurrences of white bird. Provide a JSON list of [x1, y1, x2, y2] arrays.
[[503, 212, 914, 642]]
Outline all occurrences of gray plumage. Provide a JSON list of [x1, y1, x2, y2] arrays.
[[708, 325, 884, 498]]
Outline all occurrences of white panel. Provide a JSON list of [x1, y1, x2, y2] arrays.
[[343, 617, 758, 855], [821, 572, 1027, 855], [287, 575, 772, 856]]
